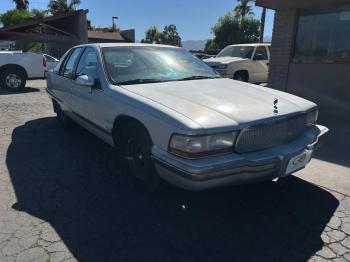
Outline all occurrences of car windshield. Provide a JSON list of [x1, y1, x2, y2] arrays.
[[217, 46, 254, 59], [102, 46, 220, 85]]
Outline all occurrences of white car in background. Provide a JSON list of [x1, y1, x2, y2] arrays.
[[204, 43, 271, 84], [0, 51, 48, 90], [43, 54, 59, 71]]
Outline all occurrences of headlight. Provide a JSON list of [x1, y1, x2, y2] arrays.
[[169, 132, 237, 158], [215, 64, 228, 70], [306, 109, 318, 126]]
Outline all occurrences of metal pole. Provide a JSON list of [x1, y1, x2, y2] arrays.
[[260, 7, 266, 43], [112, 16, 118, 31]]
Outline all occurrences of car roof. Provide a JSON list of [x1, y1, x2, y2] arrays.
[[74, 43, 181, 49], [226, 43, 271, 47]]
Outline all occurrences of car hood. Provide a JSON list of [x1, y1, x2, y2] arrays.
[[203, 56, 247, 66], [121, 78, 316, 131]]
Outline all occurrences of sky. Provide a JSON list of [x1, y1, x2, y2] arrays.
[[0, 0, 275, 41]]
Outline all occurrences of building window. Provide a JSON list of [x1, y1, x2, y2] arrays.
[[294, 7, 350, 63]]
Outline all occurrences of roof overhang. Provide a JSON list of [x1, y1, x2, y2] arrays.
[[0, 31, 75, 43], [256, 0, 350, 10], [0, 10, 87, 33], [88, 31, 125, 41], [0, 10, 87, 44]]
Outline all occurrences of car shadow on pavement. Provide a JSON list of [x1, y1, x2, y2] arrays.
[[314, 113, 350, 168], [6, 117, 339, 262], [0, 87, 40, 95]]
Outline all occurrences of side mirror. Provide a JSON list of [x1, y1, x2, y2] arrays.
[[254, 54, 264, 61], [76, 75, 94, 87]]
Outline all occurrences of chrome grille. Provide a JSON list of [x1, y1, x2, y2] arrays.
[[235, 115, 307, 153]]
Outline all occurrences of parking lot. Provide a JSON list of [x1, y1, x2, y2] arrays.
[[0, 80, 349, 262]]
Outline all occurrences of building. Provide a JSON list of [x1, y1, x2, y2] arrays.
[[0, 41, 14, 50], [0, 10, 135, 58], [256, 0, 350, 117]]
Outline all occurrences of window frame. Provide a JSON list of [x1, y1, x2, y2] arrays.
[[58, 47, 83, 79], [75, 47, 99, 77], [293, 5, 350, 64], [74, 47, 101, 89]]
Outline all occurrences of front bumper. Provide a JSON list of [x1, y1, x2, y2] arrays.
[[152, 125, 328, 191]]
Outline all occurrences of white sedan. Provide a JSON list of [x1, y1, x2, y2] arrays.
[[46, 43, 328, 192]]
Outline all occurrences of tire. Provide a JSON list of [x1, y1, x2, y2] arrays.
[[52, 100, 73, 128], [121, 122, 161, 192], [0, 68, 26, 91], [233, 71, 248, 82]]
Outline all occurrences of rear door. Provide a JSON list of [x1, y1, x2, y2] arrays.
[[48, 47, 83, 111], [250, 46, 269, 83]]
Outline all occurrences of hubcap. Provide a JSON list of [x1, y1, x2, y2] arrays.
[[126, 139, 147, 180], [5, 74, 22, 89]]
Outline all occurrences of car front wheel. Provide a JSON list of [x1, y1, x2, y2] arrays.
[[122, 122, 161, 192], [0, 69, 26, 90]]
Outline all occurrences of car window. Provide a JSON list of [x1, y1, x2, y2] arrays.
[[76, 48, 99, 80], [102, 46, 219, 85], [254, 46, 268, 60], [61, 48, 82, 78], [217, 46, 254, 59]]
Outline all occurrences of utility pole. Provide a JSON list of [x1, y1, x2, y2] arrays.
[[260, 7, 266, 43], [112, 16, 118, 32]]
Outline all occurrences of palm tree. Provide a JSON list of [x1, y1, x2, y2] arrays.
[[12, 0, 29, 10], [47, 0, 81, 15], [234, 0, 254, 17]]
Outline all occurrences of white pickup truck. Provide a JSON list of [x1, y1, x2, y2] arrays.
[[0, 51, 48, 90], [203, 43, 271, 84]]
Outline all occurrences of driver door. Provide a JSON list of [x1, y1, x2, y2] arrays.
[[250, 46, 269, 83], [70, 47, 106, 130]]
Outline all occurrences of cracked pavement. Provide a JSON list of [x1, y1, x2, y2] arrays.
[[0, 80, 349, 262]]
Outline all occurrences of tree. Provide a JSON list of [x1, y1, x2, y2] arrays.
[[208, 11, 260, 49], [141, 26, 162, 44], [204, 39, 219, 53], [141, 25, 182, 47], [12, 0, 29, 10], [234, 0, 254, 18], [47, 0, 81, 15], [161, 24, 182, 47], [31, 9, 47, 19], [0, 9, 31, 26]]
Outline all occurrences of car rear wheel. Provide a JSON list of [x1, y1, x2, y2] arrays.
[[0, 69, 26, 91], [52, 100, 73, 128], [122, 122, 161, 192]]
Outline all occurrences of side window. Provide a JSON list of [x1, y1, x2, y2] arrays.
[[76, 48, 99, 80], [60, 48, 82, 78], [254, 46, 268, 60]]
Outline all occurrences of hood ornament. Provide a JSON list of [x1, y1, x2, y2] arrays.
[[273, 98, 279, 115]]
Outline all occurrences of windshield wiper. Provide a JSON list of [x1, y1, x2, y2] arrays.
[[177, 76, 221, 81], [117, 78, 169, 85]]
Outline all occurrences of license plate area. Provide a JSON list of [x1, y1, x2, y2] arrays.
[[285, 150, 313, 175]]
